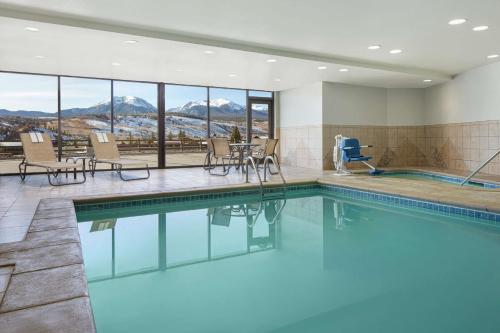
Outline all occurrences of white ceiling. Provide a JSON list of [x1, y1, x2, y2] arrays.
[[0, 0, 499, 90]]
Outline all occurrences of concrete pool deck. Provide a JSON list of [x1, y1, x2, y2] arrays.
[[0, 166, 499, 332]]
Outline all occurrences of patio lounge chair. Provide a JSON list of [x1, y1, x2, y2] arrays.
[[19, 132, 86, 186], [89, 132, 150, 181]]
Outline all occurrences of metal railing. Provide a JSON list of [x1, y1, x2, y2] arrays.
[[461, 148, 500, 186], [244, 156, 263, 195]]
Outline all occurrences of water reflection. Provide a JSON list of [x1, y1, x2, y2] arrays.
[[79, 199, 286, 282]]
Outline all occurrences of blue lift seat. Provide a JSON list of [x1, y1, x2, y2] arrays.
[[340, 138, 383, 175]]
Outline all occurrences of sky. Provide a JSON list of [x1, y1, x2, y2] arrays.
[[1, 73, 266, 113]]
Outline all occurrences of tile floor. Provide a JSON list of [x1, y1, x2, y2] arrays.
[[0, 166, 326, 244]]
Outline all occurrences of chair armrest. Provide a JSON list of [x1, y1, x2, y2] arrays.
[[359, 145, 373, 148], [341, 146, 355, 150]]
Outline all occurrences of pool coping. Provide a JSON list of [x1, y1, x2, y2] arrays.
[[0, 170, 499, 332]]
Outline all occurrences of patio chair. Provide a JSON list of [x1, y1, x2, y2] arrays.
[[209, 138, 238, 176], [19, 132, 86, 186], [89, 132, 150, 181], [253, 138, 280, 174]]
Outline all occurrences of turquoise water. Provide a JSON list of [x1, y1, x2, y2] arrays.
[[77, 190, 500, 333]]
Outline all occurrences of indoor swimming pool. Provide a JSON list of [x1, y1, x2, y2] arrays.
[[76, 185, 500, 333]]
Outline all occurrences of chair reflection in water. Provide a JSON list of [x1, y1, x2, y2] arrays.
[[207, 198, 286, 251], [86, 198, 286, 282]]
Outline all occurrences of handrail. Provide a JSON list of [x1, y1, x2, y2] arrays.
[[461, 148, 500, 186], [263, 156, 286, 187], [245, 156, 263, 196]]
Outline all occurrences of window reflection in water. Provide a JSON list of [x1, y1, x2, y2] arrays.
[[78, 199, 286, 282]]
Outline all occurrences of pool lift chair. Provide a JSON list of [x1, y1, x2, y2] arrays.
[[333, 134, 384, 176]]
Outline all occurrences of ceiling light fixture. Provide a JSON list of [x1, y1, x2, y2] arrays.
[[339, 68, 349, 72], [204, 50, 215, 54], [389, 49, 402, 54], [124, 40, 138, 44], [317, 66, 327, 70], [487, 54, 499, 59], [267, 59, 277, 63], [368, 44, 381, 50], [472, 25, 489, 31], [34, 55, 46, 59], [228, 74, 237, 77], [448, 18, 467, 25], [25, 27, 39, 32], [176, 69, 184, 72], [423, 79, 433, 83], [111, 62, 121, 66]]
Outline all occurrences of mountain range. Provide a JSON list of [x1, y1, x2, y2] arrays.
[[0, 96, 268, 120]]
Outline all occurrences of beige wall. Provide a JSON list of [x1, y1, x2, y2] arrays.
[[277, 63, 500, 176]]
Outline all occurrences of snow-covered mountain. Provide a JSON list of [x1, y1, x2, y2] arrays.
[[168, 98, 268, 120], [61, 96, 156, 117], [0, 96, 268, 120]]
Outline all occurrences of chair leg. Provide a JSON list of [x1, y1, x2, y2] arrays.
[[209, 157, 230, 176], [116, 164, 150, 181], [18, 160, 27, 181], [46, 167, 86, 186]]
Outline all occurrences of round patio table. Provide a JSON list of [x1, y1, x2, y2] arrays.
[[229, 143, 261, 169]]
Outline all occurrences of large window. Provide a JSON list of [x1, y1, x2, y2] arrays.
[[165, 85, 208, 167], [113, 81, 158, 167], [209, 88, 247, 141], [60, 77, 111, 165], [0, 73, 58, 174], [0, 70, 273, 174]]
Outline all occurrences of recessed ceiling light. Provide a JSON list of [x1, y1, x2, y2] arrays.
[[448, 18, 467, 25], [389, 49, 402, 54], [472, 25, 489, 31], [25, 27, 39, 32], [368, 44, 381, 50], [228, 74, 237, 77], [487, 54, 499, 59], [124, 40, 138, 44], [111, 62, 121, 66], [274, 78, 281, 82], [204, 50, 215, 54], [317, 66, 327, 70], [176, 69, 185, 72], [34, 55, 46, 59], [339, 68, 349, 72], [267, 58, 277, 63], [423, 79, 433, 83]]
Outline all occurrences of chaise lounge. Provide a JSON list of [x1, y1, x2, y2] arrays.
[[19, 132, 86, 186], [89, 132, 150, 181]]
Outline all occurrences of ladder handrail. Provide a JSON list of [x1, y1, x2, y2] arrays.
[[461, 148, 500, 186], [245, 156, 264, 195], [263, 156, 287, 187]]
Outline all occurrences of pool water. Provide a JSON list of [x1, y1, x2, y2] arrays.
[[77, 189, 500, 333]]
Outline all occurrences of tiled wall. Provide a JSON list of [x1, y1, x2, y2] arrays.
[[278, 125, 324, 170], [278, 120, 500, 176]]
